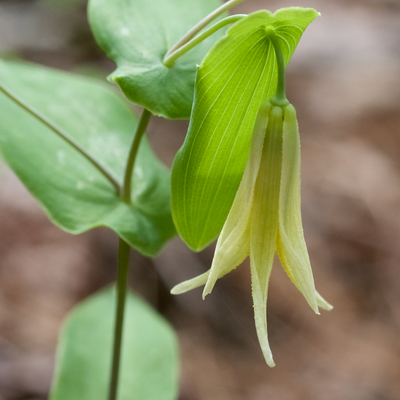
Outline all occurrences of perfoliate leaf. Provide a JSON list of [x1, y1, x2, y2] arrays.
[[50, 287, 179, 400], [0, 60, 175, 257], [88, 0, 224, 119], [171, 8, 319, 251]]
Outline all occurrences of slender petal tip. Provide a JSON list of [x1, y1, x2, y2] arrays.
[[170, 271, 210, 295], [170, 284, 186, 295], [316, 291, 333, 311]]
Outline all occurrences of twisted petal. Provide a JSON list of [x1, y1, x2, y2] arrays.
[[276, 104, 320, 313], [202, 103, 272, 298], [250, 106, 283, 367]]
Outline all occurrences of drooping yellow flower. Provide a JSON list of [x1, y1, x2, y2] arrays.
[[172, 99, 332, 367]]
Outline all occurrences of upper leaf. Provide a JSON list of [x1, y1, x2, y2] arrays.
[[50, 287, 179, 400], [0, 60, 175, 257], [88, 0, 224, 119], [171, 8, 320, 251]]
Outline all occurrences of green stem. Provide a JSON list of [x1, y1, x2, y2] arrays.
[[121, 108, 152, 203], [0, 82, 121, 194], [109, 109, 151, 397], [265, 29, 289, 106], [164, 0, 246, 60], [163, 15, 247, 67], [108, 238, 131, 400]]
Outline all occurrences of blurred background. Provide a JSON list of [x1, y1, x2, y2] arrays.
[[1, 0, 400, 399]]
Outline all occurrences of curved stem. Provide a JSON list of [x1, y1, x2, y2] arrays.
[[265, 29, 288, 106], [164, 0, 246, 59], [0, 82, 121, 194], [121, 108, 152, 203], [108, 238, 131, 400], [163, 15, 247, 67]]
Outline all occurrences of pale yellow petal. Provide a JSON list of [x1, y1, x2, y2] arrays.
[[203, 102, 272, 298], [250, 258, 275, 367], [171, 271, 209, 295], [316, 290, 333, 311], [277, 104, 319, 313], [250, 106, 283, 368]]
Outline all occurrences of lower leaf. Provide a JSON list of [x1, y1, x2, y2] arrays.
[[49, 287, 180, 400]]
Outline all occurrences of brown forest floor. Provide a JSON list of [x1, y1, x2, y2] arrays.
[[1, 0, 400, 399]]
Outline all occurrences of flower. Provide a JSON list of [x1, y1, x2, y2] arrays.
[[171, 100, 332, 367]]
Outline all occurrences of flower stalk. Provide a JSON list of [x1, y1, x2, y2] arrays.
[[164, 0, 246, 61], [163, 15, 247, 67]]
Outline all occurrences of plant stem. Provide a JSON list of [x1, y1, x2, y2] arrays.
[[108, 238, 131, 400], [266, 29, 289, 106], [164, 0, 246, 60], [108, 110, 151, 398], [121, 108, 152, 203], [163, 14, 247, 67], [0, 82, 121, 194]]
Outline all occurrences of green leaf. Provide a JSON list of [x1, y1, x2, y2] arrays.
[[0, 60, 175, 257], [50, 287, 179, 400], [171, 8, 319, 251], [88, 0, 224, 119]]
